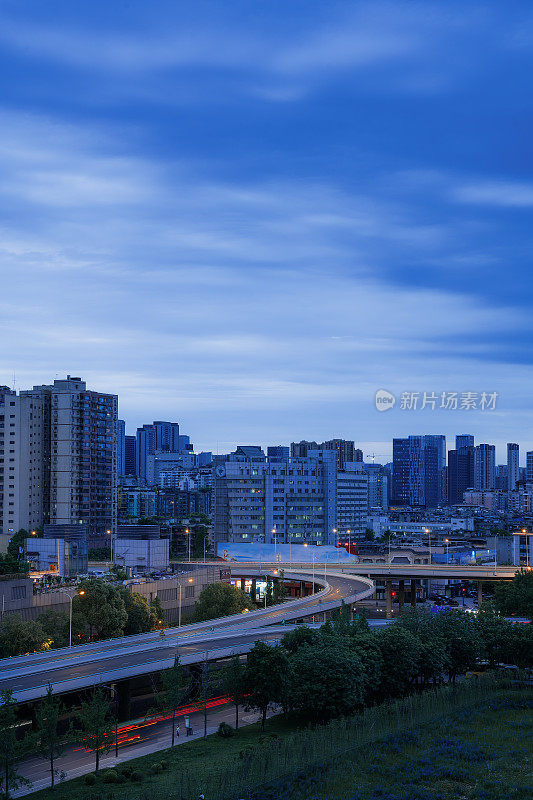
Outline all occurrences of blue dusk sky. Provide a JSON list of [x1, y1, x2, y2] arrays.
[[1, 0, 532, 461]]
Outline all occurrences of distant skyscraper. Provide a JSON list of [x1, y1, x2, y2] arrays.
[[527, 451, 533, 482], [124, 435, 136, 476], [117, 419, 126, 477], [321, 439, 362, 470], [474, 444, 496, 490], [507, 443, 519, 491], [456, 434, 474, 449], [495, 465, 508, 491], [392, 435, 445, 507], [290, 441, 319, 458], [448, 444, 475, 505], [136, 421, 181, 482]]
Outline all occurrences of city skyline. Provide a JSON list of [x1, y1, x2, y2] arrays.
[[2, 2, 533, 458]]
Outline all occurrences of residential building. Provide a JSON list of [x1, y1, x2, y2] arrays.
[[136, 421, 181, 482], [392, 435, 446, 507], [322, 439, 363, 470], [507, 443, 520, 491], [0, 385, 49, 537], [1, 376, 117, 539], [495, 465, 508, 491], [214, 446, 367, 545], [363, 462, 389, 511], [474, 444, 496, 490], [456, 434, 474, 449]]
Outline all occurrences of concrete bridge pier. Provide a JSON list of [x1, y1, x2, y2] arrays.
[[478, 581, 483, 607], [116, 679, 131, 722], [411, 579, 418, 607], [398, 579, 405, 614], [385, 580, 393, 619]]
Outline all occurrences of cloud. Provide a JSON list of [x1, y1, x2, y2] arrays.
[[453, 181, 533, 208], [0, 1, 497, 102]]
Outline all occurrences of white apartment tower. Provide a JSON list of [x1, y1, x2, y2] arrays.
[[0, 377, 117, 541]]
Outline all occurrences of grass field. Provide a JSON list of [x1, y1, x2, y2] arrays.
[[27, 680, 532, 800]]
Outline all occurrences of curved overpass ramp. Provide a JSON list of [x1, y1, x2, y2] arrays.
[[0, 569, 373, 703]]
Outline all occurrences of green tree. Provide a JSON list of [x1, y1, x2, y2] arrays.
[[36, 685, 68, 790], [193, 583, 255, 622], [0, 615, 48, 658], [0, 554, 29, 576], [0, 689, 34, 798], [150, 596, 165, 627], [493, 570, 533, 620], [156, 656, 188, 747], [348, 632, 383, 705], [37, 609, 70, 650], [244, 642, 290, 730], [288, 644, 365, 721], [280, 624, 319, 654], [72, 578, 127, 642], [76, 687, 113, 773], [6, 530, 29, 560], [221, 655, 246, 730], [375, 626, 424, 698], [433, 609, 480, 681], [118, 587, 158, 635], [476, 608, 515, 666]]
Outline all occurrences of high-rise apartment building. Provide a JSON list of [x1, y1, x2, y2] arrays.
[[447, 444, 475, 505], [136, 421, 181, 482], [322, 439, 363, 470], [392, 435, 446, 507], [214, 446, 367, 544], [0, 386, 49, 537], [507, 443, 519, 491], [456, 434, 474, 450], [363, 462, 389, 511], [0, 377, 117, 539], [474, 444, 496, 490]]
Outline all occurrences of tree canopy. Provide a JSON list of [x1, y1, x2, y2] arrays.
[[193, 582, 255, 622]]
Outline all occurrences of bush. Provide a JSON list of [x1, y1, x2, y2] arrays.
[[131, 770, 144, 782], [217, 721, 235, 738], [149, 763, 162, 774], [84, 773, 96, 786], [103, 769, 119, 783], [160, 760, 169, 770]]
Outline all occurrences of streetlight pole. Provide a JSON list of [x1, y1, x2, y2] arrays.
[[59, 588, 85, 648], [186, 528, 191, 562], [178, 584, 182, 627], [445, 538, 449, 564]]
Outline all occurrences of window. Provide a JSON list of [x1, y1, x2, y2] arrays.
[[11, 586, 26, 600]]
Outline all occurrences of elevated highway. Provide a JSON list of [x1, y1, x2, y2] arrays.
[[0, 568, 374, 703]]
